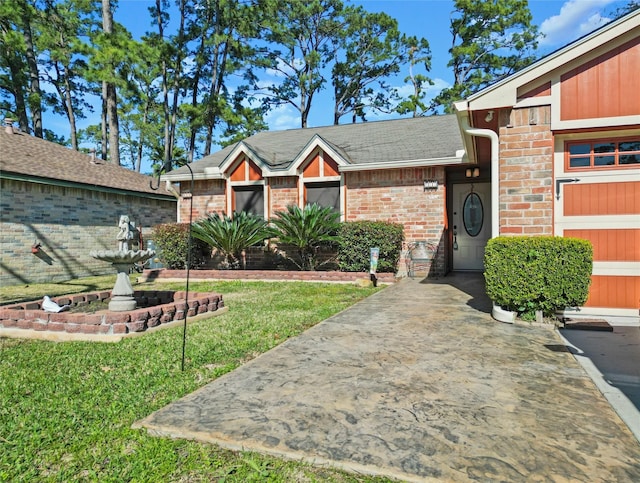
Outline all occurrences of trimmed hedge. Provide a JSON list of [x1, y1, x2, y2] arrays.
[[337, 221, 404, 273], [484, 236, 593, 319], [151, 223, 209, 269]]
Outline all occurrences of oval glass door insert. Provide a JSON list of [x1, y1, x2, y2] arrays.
[[463, 192, 483, 237]]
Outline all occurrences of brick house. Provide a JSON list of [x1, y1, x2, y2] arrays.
[[453, 9, 639, 317], [162, 114, 466, 277], [0, 123, 176, 286], [165, 10, 638, 317]]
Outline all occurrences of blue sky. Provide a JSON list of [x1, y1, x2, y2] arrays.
[[42, 0, 629, 170]]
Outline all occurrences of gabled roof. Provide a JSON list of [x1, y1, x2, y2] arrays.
[[456, 8, 640, 111], [0, 128, 175, 199], [164, 115, 465, 181]]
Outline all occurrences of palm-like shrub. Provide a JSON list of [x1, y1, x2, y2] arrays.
[[191, 211, 273, 269], [270, 204, 341, 271]]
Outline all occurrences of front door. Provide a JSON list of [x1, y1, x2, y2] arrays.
[[452, 182, 491, 271]]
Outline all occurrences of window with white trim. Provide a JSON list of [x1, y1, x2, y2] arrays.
[[305, 181, 340, 212], [233, 185, 264, 217]]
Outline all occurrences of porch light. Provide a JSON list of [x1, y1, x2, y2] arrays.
[[465, 167, 480, 178], [423, 179, 438, 191]]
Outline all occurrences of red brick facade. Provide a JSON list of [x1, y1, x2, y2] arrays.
[[498, 105, 554, 235]]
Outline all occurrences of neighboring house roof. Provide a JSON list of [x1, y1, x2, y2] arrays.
[[164, 115, 465, 181], [0, 128, 175, 199]]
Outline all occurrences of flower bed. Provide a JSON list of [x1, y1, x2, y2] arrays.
[[0, 290, 224, 340]]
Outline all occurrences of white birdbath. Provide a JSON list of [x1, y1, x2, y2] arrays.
[[90, 249, 156, 311]]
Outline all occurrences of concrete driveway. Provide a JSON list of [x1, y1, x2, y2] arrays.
[[135, 274, 640, 482]]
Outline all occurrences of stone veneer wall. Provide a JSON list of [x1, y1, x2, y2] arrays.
[[498, 106, 554, 235], [0, 179, 176, 286]]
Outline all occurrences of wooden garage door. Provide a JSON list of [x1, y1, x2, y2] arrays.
[[555, 137, 640, 316]]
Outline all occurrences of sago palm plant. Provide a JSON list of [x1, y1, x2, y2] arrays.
[[270, 203, 341, 271], [191, 211, 273, 269]]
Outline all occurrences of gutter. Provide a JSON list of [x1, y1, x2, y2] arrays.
[[338, 155, 465, 172], [454, 102, 500, 239]]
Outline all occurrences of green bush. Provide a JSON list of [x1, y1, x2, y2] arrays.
[[484, 236, 593, 319], [337, 221, 404, 273], [151, 223, 209, 269]]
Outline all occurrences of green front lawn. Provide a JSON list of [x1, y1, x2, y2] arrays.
[[0, 279, 391, 482]]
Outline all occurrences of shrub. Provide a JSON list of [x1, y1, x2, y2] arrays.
[[270, 204, 341, 271], [337, 221, 404, 273], [191, 212, 273, 269], [484, 236, 593, 319], [150, 223, 209, 269]]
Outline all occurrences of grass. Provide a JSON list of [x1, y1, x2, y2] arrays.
[[0, 276, 393, 482]]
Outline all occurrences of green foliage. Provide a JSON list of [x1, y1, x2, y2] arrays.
[[191, 211, 273, 269], [484, 236, 593, 318], [270, 203, 342, 271], [0, 278, 384, 482], [151, 223, 209, 269], [337, 221, 404, 273], [432, 0, 539, 113]]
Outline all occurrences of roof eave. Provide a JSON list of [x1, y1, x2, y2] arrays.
[[338, 156, 465, 172], [1, 172, 176, 201]]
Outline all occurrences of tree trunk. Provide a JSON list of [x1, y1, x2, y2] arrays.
[[22, 14, 42, 138], [102, 0, 120, 165], [101, 81, 108, 160], [155, 0, 171, 170]]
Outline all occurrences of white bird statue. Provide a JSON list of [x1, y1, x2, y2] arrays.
[[42, 296, 70, 313]]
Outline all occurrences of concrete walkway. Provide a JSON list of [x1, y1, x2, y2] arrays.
[[135, 274, 640, 482]]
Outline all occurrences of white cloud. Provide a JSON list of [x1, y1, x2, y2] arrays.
[[539, 0, 615, 47], [264, 104, 300, 131]]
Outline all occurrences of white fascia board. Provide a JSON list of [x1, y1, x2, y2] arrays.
[[218, 142, 269, 175], [338, 156, 464, 172], [453, 106, 478, 164], [466, 11, 640, 111], [279, 135, 350, 176], [160, 171, 213, 182]]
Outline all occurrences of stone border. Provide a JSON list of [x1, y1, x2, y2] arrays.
[[139, 269, 397, 284], [0, 290, 224, 341]]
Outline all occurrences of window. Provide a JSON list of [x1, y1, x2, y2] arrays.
[[305, 181, 340, 212], [567, 138, 640, 169], [233, 185, 264, 217]]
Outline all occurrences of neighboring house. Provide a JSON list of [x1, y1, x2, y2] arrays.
[[164, 10, 639, 317], [0, 123, 176, 286]]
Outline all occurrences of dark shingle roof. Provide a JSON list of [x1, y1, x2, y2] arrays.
[[0, 129, 173, 198], [170, 115, 464, 177]]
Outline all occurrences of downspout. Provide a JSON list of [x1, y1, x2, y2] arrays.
[[458, 115, 500, 239]]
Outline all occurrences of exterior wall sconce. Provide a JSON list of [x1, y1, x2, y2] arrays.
[[484, 110, 494, 122], [423, 179, 438, 191], [31, 241, 42, 254], [465, 167, 480, 178]]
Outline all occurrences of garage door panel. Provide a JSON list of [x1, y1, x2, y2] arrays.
[[564, 229, 640, 261], [564, 181, 640, 216], [585, 276, 640, 309]]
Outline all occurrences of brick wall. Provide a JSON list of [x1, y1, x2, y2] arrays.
[[269, 177, 298, 216], [345, 167, 447, 275], [498, 106, 554, 235], [0, 179, 176, 286], [180, 179, 225, 221]]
